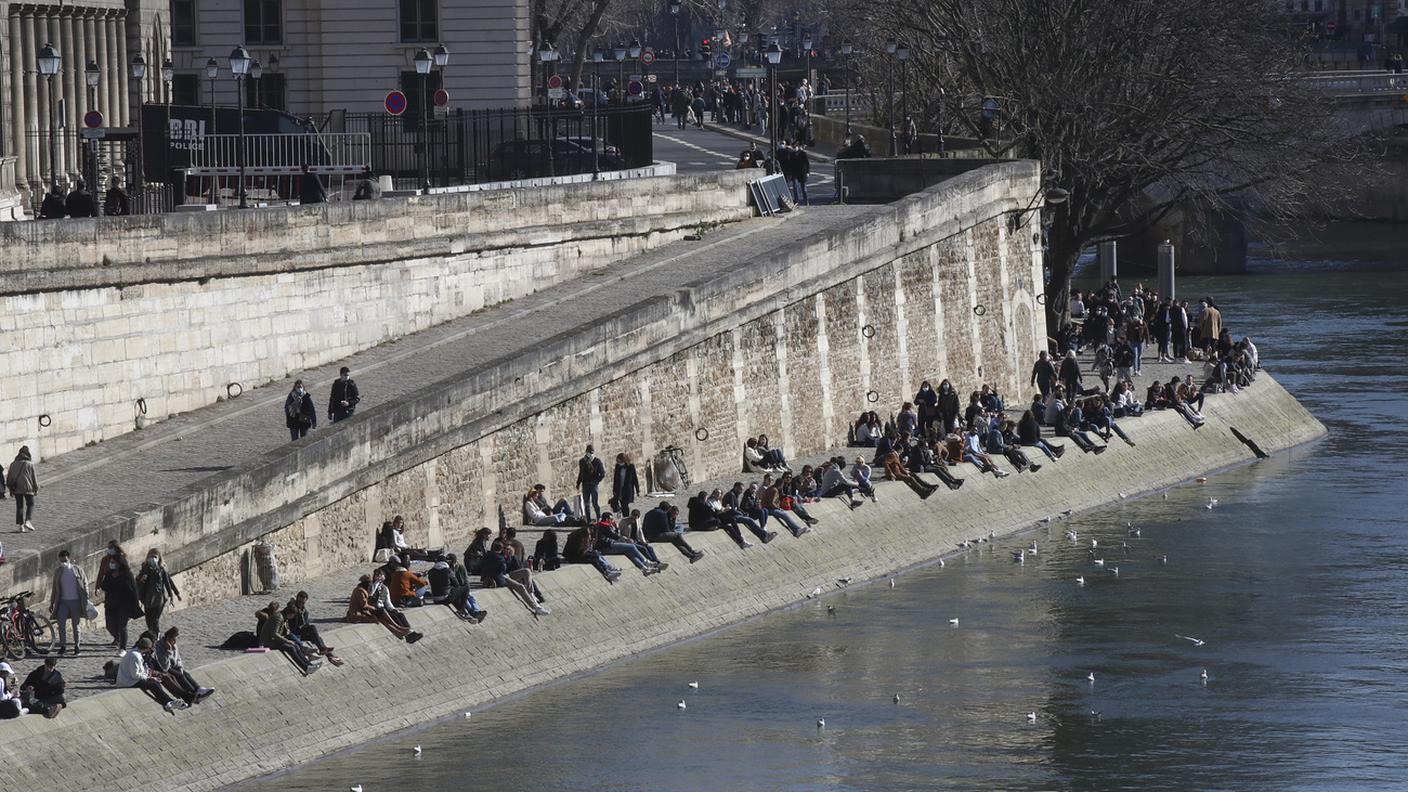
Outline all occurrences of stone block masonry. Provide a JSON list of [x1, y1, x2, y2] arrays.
[[0, 372, 1325, 792], [0, 172, 754, 460]]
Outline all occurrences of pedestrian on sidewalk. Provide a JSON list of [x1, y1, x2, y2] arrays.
[[135, 548, 181, 636], [611, 452, 640, 516], [96, 541, 142, 652], [576, 444, 607, 521], [284, 379, 317, 441], [48, 549, 89, 655], [328, 367, 361, 423], [6, 445, 38, 532]]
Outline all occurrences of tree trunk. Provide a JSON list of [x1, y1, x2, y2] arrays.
[[1043, 234, 1080, 341]]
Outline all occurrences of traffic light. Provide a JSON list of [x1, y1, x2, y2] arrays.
[[701, 38, 712, 58]]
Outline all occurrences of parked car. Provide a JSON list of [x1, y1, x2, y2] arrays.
[[486, 138, 621, 180]]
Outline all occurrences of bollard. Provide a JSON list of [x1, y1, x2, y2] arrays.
[[1098, 241, 1118, 284], [1158, 240, 1176, 300]]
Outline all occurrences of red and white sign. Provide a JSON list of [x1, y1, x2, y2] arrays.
[[1326, 21, 1337, 33], [433, 88, 450, 107], [83, 110, 104, 128], [384, 90, 407, 115], [640, 49, 656, 66], [547, 74, 563, 90]]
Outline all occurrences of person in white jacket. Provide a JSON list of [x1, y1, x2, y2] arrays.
[[116, 638, 186, 713]]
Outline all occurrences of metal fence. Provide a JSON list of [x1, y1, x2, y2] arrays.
[[326, 104, 656, 189]]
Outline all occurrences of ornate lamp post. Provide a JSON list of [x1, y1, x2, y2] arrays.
[[130, 54, 146, 199], [765, 42, 782, 158], [37, 42, 61, 192], [801, 29, 813, 85], [85, 60, 100, 200], [161, 57, 173, 194], [896, 40, 910, 154], [884, 36, 897, 156], [840, 39, 853, 136], [206, 57, 220, 204], [668, 0, 682, 86], [414, 47, 432, 192], [613, 41, 627, 102], [228, 45, 251, 208], [538, 42, 559, 176]]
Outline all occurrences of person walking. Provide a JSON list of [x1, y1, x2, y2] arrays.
[[135, 548, 182, 637], [576, 444, 607, 522], [611, 452, 640, 516], [284, 379, 317, 440], [6, 445, 38, 532], [328, 367, 360, 423], [48, 549, 90, 656], [96, 542, 142, 653]]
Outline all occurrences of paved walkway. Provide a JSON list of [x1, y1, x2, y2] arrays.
[[0, 205, 876, 574]]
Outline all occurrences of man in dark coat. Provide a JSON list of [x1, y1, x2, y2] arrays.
[[611, 453, 640, 515], [104, 180, 132, 216], [328, 367, 360, 423], [64, 181, 98, 217], [576, 444, 607, 521], [38, 187, 67, 219], [284, 379, 317, 440]]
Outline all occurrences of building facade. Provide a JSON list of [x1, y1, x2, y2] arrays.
[[167, 0, 530, 120]]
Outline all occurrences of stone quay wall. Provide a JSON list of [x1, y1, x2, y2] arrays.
[[0, 172, 754, 460], [0, 162, 1046, 607], [0, 373, 1325, 792]]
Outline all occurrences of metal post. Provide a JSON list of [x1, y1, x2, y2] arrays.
[[1098, 241, 1118, 284], [87, 82, 98, 208], [420, 72, 430, 192], [674, 16, 680, 86], [1158, 240, 1176, 301], [768, 63, 776, 158], [46, 75, 58, 193], [887, 59, 896, 156], [591, 70, 599, 177], [164, 94, 172, 201], [209, 73, 219, 205], [844, 53, 851, 135], [236, 76, 247, 208]]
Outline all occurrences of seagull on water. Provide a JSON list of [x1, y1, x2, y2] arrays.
[[1201, 669, 1209, 683], [464, 712, 472, 719], [1038, 516, 1053, 525], [1159, 555, 1168, 564], [938, 558, 945, 567], [1206, 498, 1218, 510], [678, 700, 687, 710], [949, 618, 960, 626], [1026, 712, 1037, 722], [817, 718, 826, 729], [1176, 634, 1206, 647], [1065, 530, 1078, 541], [1162, 492, 1169, 499], [351, 786, 363, 792], [1028, 542, 1039, 554], [1109, 566, 1119, 576], [1128, 526, 1141, 537], [1087, 672, 1096, 683], [890, 578, 897, 588], [1196, 477, 1208, 484], [1093, 558, 1105, 566], [1076, 576, 1086, 585], [1061, 509, 1074, 517], [827, 605, 837, 615], [1091, 539, 1099, 548], [1012, 551, 1026, 563], [1119, 492, 1128, 499], [414, 745, 422, 756], [688, 681, 700, 689], [894, 694, 901, 704]]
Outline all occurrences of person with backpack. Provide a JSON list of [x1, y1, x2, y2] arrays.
[[283, 379, 317, 440]]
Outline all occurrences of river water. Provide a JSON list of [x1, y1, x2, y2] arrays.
[[240, 233, 1408, 791]]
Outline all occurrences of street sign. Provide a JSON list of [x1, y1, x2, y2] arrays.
[[628, 74, 643, 83], [547, 74, 563, 90], [79, 126, 137, 140], [433, 88, 450, 107], [735, 67, 765, 78], [384, 90, 407, 115], [627, 80, 644, 97], [641, 49, 656, 66], [715, 52, 731, 69], [1327, 20, 1337, 33], [83, 109, 104, 128], [547, 87, 566, 99], [647, 74, 658, 83]]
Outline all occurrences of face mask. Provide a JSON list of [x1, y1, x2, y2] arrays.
[[149, 558, 159, 567], [61, 560, 72, 568], [108, 562, 118, 571], [295, 388, 305, 396], [106, 548, 116, 556]]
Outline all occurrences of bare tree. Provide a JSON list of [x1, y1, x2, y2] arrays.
[[877, 0, 1360, 335]]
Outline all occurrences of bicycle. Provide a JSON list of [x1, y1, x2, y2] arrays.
[[0, 591, 56, 659]]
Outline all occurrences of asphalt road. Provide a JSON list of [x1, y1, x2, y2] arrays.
[[652, 122, 837, 203]]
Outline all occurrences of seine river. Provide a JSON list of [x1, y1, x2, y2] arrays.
[[240, 229, 1408, 791]]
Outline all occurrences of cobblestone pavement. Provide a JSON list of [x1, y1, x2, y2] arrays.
[[1, 206, 873, 565]]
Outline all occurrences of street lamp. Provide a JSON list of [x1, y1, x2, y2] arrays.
[[37, 43, 60, 193], [537, 42, 559, 177], [229, 45, 251, 208], [884, 36, 897, 156], [591, 46, 604, 176], [896, 41, 910, 154], [161, 58, 173, 195], [801, 29, 812, 84], [629, 38, 642, 59], [250, 59, 263, 108], [433, 43, 449, 69], [130, 54, 146, 202], [765, 42, 782, 161], [84, 60, 100, 204], [613, 41, 627, 103], [840, 39, 853, 135], [668, 0, 682, 85], [414, 47, 432, 192]]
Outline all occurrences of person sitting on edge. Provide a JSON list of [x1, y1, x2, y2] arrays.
[[1044, 386, 1067, 427], [963, 427, 1011, 478], [1171, 378, 1207, 429], [523, 484, 579, 526], [980, 384, 1005, 414], [19, 656, 66, 718], [915, 439, 966, 491], [258, 601, 324, 675], [687, 492, 754, 549], [774, 473, 820, 526], [596, 513, 670, 573], [850, 456, 882, 501], [533, 530, 563, 571], [819, 458, 869, 508], [1017, 409, 1064, 461], [879, 448, 938, 499], [1110, 382, 1144, 418], [756, 434, 792, 473], [346, 573, 417, 641], [388, 515, 440, 562], [896, 402, 919, 436], [743, 437, 780, 473], [151, 627, 217, 705], [618, 509, 646, 544], [963, 392, 986, 432], [757, 476, 811, 536], [464, 527, 493, 574], [1145, 379, 1169, 411], [564, 522, 624, 582], [988, 418, 1041, 473], [480, 544, 551, 615], [0, 663, 21, 720], [642, 502, 707, 562], [387, 561, 431, 607], [712, 486, 775, 544], [116, 637, 188, 712], [285, 591, 347, 663], [1056, 402, 1107, 454], [427, 556, 488, 621], [1086, 396, 1136, 447]]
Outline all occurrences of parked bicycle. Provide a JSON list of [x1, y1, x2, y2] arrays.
[[1, 591, 56, 659]]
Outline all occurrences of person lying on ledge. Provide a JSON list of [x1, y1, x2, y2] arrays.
[[880, 448, 938, 499], [116, 637, 188, 712], [564, 522, 624, 582], [596, 512, 670, 572], [523, 484, 580, 526], [481, 544, 551, 615], [427, 555, 488, 622], [347, 572, 420, 642], [643, 502, 707, 562]]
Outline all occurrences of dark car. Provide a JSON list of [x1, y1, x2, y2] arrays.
[[487, 138, 622, 180]]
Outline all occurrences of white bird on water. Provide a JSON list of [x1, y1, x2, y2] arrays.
[[464, 712, 472, 719], [1201, 669, 1209, 683], [1093, 558, 1105, 566], [1159, 555, 1168, 565], [1087, 672, 1096, 683], [836, 577, 853, 587], [678, 700, 687, 710], [949, 618, 960, 626], [1065, 530, 1078, 541], [1091, 539, 1099, 549], [688, 681, 700, 689], [1119, 492, 1128, 499], [1028, 542, 1039, 554], [890, 578, 897, 588], [1061, 509, 1074, 517], [1110, 566, 1119, 576], [1038, 516, 1053, 525], [1076, 576, 1086, 585], [1026, 712, 1037, 723], [413, 745, 422, 756], [893, 693, 901, 704], [937, 558, 945, 568], [1206, 498, 1219, 509], [351, 786, 363, 792], [1176, 634, 1207, 647], [807, 586, 823, 599], [817, 718, 826, 729]]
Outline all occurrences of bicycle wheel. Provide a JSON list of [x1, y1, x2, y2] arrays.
[[0, 623, 23, 660], [24, 612, 55, 657]]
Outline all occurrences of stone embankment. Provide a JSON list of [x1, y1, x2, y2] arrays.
[[0, 372, 1324, 791]]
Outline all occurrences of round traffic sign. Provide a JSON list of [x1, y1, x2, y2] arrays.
[[433, 88, 450, 107], [83, 109, 104, 129], [384, 90, 407, 116], [715, 52, 731, 69], [641, 49, 656, 65], [627, 80, 644, 96], [547, 74, 563, 90]]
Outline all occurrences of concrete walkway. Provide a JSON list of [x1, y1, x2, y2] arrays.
[[0, 205, 877, 576]]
